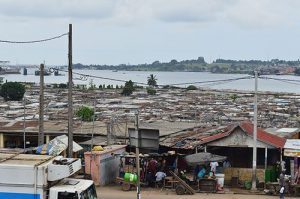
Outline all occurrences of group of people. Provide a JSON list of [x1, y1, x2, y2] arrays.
[[145, 158, 167, 186]]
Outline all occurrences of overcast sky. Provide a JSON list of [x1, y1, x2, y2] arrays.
[[0, 0, 300, 65]]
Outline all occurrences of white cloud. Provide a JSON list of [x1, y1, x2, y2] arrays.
[[0, 0, 299, 28], [0, 0, 117, 19]]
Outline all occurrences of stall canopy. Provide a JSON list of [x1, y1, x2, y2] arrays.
[[185, 152, 227, 166], [36, 135, 83, 156], [284, 139, 300, 157]]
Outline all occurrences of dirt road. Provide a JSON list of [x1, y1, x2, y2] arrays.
[[96, 186, 297, 199]]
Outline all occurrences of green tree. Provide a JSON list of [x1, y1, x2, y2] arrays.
[[0, 82, 25, 101], [147, 87, 156, 95], [75, 106, 94, 121], [147, 74, 157, 87], [121, 80, 134, 96], [116, 85, 119, 89], [99, 85, 103, 89]]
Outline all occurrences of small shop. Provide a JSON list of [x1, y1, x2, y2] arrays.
[[283, 139, 300, 196], [160, 122, 286, 190]]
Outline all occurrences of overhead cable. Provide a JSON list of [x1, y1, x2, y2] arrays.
[[53, 68, 253, 87], [0, 33, 68, 44]]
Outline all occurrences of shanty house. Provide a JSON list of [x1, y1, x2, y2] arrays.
[[160, 121, 286, 185]]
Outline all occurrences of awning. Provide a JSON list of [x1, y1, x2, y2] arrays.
[[185, 152, 227, 166], [284, 139, 300, 157]]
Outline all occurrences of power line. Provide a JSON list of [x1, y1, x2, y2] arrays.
[[166, 76, 253, 86], [56, 68, 151, 86], [259, 76, 300, 86], [259, 76, 300, 83], [53, 67, 253, 87], [0, 33, 68, 44]]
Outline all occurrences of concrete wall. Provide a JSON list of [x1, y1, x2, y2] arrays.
[[224, 167, 265, 185], [0, 134, 3, 148], [85, 145, 126, 186]]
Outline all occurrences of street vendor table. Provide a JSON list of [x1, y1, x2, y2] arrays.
[[198, 178, 217, 193]]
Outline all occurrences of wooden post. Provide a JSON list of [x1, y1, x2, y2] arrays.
[[67, 24, 73, 158], [38, 63, 44, 146], [135, 112, 141, 199]]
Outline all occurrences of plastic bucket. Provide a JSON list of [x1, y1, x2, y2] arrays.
[[124, 173, 137, 183], [245, 181, 251, 190], [215, 174, 225, 188]]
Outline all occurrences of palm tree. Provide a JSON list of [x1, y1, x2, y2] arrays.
[[147, 74, 157, 87]]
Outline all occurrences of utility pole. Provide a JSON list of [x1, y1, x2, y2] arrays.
[[38, 63, 45, 146], [135, 111, 141, 199], [23, 96, 26, 151], [67, 24, 73, 158], [252, 70, 258, 191], [107, 122, 111, 146], [90, 95, 96, 151]]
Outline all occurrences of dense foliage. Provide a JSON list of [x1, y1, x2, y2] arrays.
[[72, 57, 300, 75], [76, 106, 94, 121], [0, 82, 25, 101], [121, 80, 134, 96]]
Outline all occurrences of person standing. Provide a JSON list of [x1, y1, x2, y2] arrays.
[[210, 161, 219, 175], [279, 171, 285, 199]]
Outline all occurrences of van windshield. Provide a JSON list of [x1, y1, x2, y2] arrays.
[[80, 184, 97, 199]]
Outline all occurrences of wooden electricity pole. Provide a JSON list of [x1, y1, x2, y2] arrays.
[[67, 24, 73, 158], [38, 63, 45, 146]]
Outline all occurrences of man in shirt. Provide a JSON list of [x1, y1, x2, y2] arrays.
[[155, 171, 167, 188], [155, 171, 167, 182]]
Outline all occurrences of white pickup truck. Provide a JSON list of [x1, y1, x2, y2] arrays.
[[0, 153, 97, 199]]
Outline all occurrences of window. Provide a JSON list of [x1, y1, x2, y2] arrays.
[[80, 184, 97, 199], [58, 192, 77, 199]]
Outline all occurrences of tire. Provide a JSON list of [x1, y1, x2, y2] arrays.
[[175, 185, 186, 195], [122, 182, 131, 191]]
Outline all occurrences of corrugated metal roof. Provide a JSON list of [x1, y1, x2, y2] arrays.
[[240, 121, 286, 148], [160, 121, 286, 149]]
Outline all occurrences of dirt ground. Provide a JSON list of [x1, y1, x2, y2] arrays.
[[96, 186, 299, 199]]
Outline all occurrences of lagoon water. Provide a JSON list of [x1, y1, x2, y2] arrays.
[[1, 69, 300, 93]]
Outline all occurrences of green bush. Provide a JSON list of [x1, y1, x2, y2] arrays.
[[59, 83, 68, 89], [186, 85, 197, 90], [75, 106, 94, 121], [147, 87, 157, 95], [0, 82, 25, 101]]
